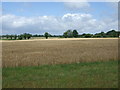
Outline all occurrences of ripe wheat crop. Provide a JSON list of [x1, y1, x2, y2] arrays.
[[2, 38, 118, 67]]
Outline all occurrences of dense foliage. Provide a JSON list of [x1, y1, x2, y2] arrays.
[[0, 30, 119, 40]]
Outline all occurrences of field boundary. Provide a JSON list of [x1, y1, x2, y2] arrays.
[[0, 38, 118, 42]]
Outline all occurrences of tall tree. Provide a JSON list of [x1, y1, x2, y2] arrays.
[[14, 34, 17, 40], [23, 33, 27, 39], [9, 35, 13, 40], [6, 34, 9, 39], [67, 30, 73, 38], [100, 31, 105, 37], [26, 34, 32, 39], [63, 32, 68, 38], [73, 30, 78, 38], [18, 35, 23, 40], [106, 30, 118, 37], [63, 30, 73, 38], [44, 32, 49, 39]]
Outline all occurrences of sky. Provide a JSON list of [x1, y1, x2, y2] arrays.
[[1, 2, 118, 35]]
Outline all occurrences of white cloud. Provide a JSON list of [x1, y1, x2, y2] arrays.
[[1, 13, 118, 35]]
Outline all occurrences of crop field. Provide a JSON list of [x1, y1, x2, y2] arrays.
[[2, 38, 118, 67], [1, 38, 119, 88]]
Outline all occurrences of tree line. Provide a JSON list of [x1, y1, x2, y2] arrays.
[[63, 29, 120, 38], [0, 29, 119, 40], [1, 33, 32, 40]]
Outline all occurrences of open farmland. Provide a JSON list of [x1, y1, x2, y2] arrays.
[[2, 38, 118, 88], [2, 38, 118, 67]]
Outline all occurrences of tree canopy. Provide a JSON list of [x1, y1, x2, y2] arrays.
[[1, 29, 119, 40], [44, 32, 49, 39]]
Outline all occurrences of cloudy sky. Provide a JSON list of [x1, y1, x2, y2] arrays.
[[1, 2, 118, 35]]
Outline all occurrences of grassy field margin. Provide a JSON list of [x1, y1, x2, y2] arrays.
[[3, 60, 118, 88]]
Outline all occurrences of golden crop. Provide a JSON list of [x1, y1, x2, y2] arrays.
[[2, 38, 118, 67]]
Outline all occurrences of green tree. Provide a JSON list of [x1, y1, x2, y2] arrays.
[[26, 34, 32, 39], [23, 33, 27, 39], [73, 30, 78, 38], [63, 30, 73, 38], [106, 30, 118, 37], [81, 34, 93, 38], [100, 31, 106, 37], [14, 34, 17, 40], [44, 32, 49, 39], [63, 32, 68, 38], [9, 35, 13, 40], [67, 30, 73, 38], [94, 32, 106, 38], [20, 33, 32, 40], [93, 35, 101, 38], [6, 34, 9, 39], [18, 35, 23, 40]]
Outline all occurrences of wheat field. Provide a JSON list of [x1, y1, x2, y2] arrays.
[[2, 38, 118, 67]]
